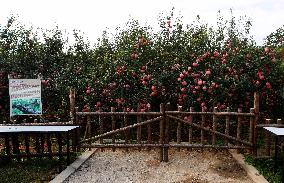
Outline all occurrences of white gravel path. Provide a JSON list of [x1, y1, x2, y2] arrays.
[[64, 149, 254, 183]]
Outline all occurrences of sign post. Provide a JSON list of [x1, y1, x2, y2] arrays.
[[9, 79, 42, 116]]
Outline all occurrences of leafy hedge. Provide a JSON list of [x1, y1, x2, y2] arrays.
[[0, 10, 283, 122]]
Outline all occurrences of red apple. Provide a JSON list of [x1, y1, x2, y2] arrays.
[[192, 62, 198, 67], [213, 50, 220, 57], [259, 75, 265, 80], [266, 82, 272, 89], [96, 101, 102, 107], [205, 70, 211, 75], [198, 80, 203, 85], [150, 91, 157, 97], [181, 81, 187, 86], [264, 47, 270, 53]]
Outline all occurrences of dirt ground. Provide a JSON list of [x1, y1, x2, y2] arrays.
[[64, 148, 254, 183]]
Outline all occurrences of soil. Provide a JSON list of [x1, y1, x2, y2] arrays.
[[64, 148, 254, 183]]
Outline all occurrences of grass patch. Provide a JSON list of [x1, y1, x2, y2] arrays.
[[0, 153, 80, 183], [245, 155, 282, 183]]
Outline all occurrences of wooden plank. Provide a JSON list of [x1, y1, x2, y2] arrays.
[[257, 124, 284, 127], [0, 152, 68, 158], [81, 143, 249, 149], [165, 111, 254, 116], [81, 143, 163, 148], [77, 111, 162, 116]]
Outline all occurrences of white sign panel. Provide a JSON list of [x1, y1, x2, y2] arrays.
[[9, 79, 42, 116]]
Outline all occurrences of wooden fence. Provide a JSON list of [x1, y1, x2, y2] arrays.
[[71, 91, 262, 162]]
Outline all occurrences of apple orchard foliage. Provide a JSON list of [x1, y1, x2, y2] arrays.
[[0, 14, 283, 122]]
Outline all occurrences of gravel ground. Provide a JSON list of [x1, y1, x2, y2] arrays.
[[64, 148, 254, 183]]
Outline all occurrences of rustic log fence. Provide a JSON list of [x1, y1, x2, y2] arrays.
[[70, 92, 263, 162]]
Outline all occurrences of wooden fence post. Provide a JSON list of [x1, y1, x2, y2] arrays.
[[201, 107, 205, 147], [123, 108, 129, 152], [159, 103, 165, 162], [164, 103, 170, 162], [146, 107, 152, 151], [212, 107, 217, 145], [111, 107, 116, 152], [188, 107, 193, 151], [24, 134, 31, 160], [69, 88, 76, 123], [87, 115, 91, 151], [177, 105, 182, 152], [74, 107, 80, 152], [99, 107, 104, 152], [137, 105, 142, 152], [237, 108, 242, 153], [253, 92, 259, 157], [225, 107, 230, 146], [69, 88, 77, 152], [265, 119, 272, 156], [83, 108, 91, 140], [249, 108, 254, 154]]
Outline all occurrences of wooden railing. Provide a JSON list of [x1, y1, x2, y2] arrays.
[[73, 102, 258, 161]]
